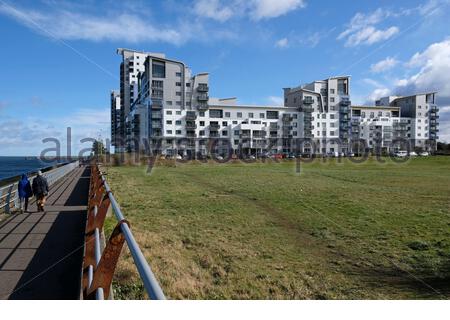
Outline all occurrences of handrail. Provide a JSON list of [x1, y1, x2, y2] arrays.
[[83, 163, 166, 300], [0, 161, 80, 214]]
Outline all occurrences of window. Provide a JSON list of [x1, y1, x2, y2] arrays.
[[199, 130, 205, 136], [234, 130, 240, 135], [232, 120, 238, 124], [209, 109, 223, 118], [225, 112, 231, 118], [200, 121, 205, 126], [199, 111, 205, 117], [260, 113, 265, 118], [166, 130, 172, 134], [166, 120, 172, 124], [176, 111, 181, 115], [234, 140, 239, 145], [267, 111, 279, 119], [294, 97, 297, 103], [249, 113, 254, 118], [378, 111, 382, 116], [293, 131, 298, 136], [330, 97, 335, 102], [176, 92, 181, 96], [330, 114, 335, 119], [175, 120, 182, 125], [166, 110, 172, 115], [152, 60, 165, 78], [176, 82, 181, 87], [222, 121, 228, 126], [175, 72, 181, 77], [237, 112, 242, 118], [293, 114, 297, 119], [330, 123, 335, 128], [186, 83, 191, 87], [176, 130, 182, 135], [166, 101, 172, 105], [176, 101, 181, 106], [322, 114, 326, 119], [330, 89, 335, 94], [222, 130, 228, 136], [330, 131, 335, 136]]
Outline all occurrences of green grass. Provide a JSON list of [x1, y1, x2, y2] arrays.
[[104, 156, 450, 299]]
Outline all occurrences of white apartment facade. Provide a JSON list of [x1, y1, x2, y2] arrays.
[[111, 49, 439, 156], [283, 76, 351, 154], [376, 93, 439, 151]]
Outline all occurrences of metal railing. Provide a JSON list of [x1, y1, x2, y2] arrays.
[[0, 161, 79, 214], [83, 164, 165, 300]]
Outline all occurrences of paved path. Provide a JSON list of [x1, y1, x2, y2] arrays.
[[0, 166, 89, 299]]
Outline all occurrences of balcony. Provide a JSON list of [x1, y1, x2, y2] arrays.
[[340, 96, 351, 106], [430, 105, 439, 112], [340, 106, 350, 113], [151, 122, 162, 129], [186, 111, 197, 120], [197, 84, 209, 92], [186, 121, 197, 129], [197, 104, 208, 111], [430, 126, 439, 132], [429, 133, 439, 140], [282, 114, 293, 122], [352, 127, 359, 133], [303, 98, 314, 104], [186, 131, 196, 138], [430, 114, 439, 120], [300, 106, 313, 113], [151, 99, 163, 109], [151, 112, 162, 119], [209, 123, 220, 130], [197, 94, 209, 101]]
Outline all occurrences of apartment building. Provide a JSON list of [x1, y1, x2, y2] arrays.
[[376, 93, 439, 151], [283, 76, 351, 154], [350, 105, 402, 153], [114, 48, 161, 152], [110, 90, 121, 147], [111, 49, 439, 156]]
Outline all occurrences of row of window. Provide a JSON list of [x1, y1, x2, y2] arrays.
[[164, 130, 301, 137]]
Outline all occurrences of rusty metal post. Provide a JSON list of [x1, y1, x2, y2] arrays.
[[85, 220, 129, 299]]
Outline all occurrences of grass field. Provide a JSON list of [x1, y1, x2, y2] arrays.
[[103, 156, 450, 299]]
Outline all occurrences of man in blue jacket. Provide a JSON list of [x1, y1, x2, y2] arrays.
[[32, 171, 49, 212], [18, 174, 33, 213]]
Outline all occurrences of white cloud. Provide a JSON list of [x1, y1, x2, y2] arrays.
[[0, 108, 110, 156], [365, 39, 450, 142], [0, 3, 185, 44], [267, 96, 284, 106], [275, 37, 289, 48], [194, 0, 234, 22], [396, 39, 450, 102], [365, 88, 391, 104], [370, 56, 399, 73], [250, 0, 307, 20], [193, 0, 306, 22], [338, 8, 399, 47]]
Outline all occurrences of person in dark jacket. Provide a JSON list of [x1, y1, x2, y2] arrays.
[[32, 170, 49, 212], [18, 174, 33, 213]]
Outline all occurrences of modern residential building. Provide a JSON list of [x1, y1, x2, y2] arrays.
[[113, 48, 159, 152], [376, 93, 439, 151], [110, 90, 121, 147], [110, 49, 439, 156], [350, 105, 402, 153], [283, 76, 351, 154]]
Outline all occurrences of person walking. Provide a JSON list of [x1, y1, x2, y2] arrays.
[[32, 170, 49, 212], [17, 174, 33, 213]]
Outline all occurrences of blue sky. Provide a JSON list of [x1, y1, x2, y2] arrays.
[[0, 0, 450, 156]]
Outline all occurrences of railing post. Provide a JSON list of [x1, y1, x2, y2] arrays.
[[85, 220, 129, 299]]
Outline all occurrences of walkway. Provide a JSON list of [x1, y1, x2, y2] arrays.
[[0, 166, 89, 299]]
